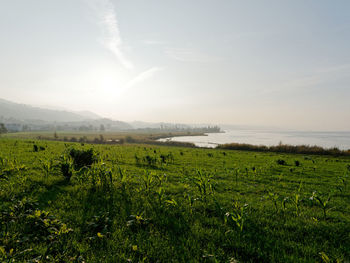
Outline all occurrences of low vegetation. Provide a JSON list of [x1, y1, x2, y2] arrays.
[[0, 123, 7, 135], [218, 142, 350, 156], [3, 130, 198, 147], [0, 138, 349, 262]]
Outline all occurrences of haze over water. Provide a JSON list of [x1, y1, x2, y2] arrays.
[[159, 129, 350, 150]]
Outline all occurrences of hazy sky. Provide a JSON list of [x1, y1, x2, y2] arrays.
[[1, 0, 350, 130]]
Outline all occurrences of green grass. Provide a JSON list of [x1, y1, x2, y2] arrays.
[[1, 138, 350, 262], [2, 130, 202, 142]]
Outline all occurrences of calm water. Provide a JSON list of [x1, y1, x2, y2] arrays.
[[158, 130, 350, 150]]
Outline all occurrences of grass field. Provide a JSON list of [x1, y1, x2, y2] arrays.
[[2, 130, 203, 142], [1, 138, 350, 262]]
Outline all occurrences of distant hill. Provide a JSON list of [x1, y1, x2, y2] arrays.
[[0, 98, 132, 131], [0, 98, 96, 122], [74, 110, 102, 120], [63, 118, 133, 131], [0, 98, 217, 132]]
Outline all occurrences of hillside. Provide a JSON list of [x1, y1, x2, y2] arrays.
[[0, 98, 132, 131], [0, 98, 96, 122]]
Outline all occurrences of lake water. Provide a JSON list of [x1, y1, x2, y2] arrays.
[[158, 129, 350, 150]]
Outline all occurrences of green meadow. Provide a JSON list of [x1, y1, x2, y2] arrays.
[[1, 138, 349, 262]]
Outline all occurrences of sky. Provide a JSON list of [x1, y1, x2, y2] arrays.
[[0, 0, 349, 130]]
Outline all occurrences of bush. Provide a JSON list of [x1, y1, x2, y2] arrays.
[[0, 123, 7, 134], [33, 144, 45, 152], [33, 144, 38, 152], [60, 156, 74, 181], [276, 159, 287, 165], [125, 136, 135, 143], [218, 142, 349, 156], [69, 148, 97, 170]]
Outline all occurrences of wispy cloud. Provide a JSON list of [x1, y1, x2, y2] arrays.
[[89, 0, 133, 69], [164, 47, 221, 63], [125, 67, 163, 90]]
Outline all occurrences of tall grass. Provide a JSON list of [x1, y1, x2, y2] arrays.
[[218, 142, 350, 156]]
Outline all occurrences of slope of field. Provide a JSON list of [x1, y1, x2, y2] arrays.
[[0, 138, 349, 262]]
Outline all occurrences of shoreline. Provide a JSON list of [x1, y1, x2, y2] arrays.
[[157, 132, 350, 156], [3, 130, 349, 156]]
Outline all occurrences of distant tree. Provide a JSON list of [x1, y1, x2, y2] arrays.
[[79, 125, 94, 132], [79, 125, 87, 131], [100, 124, 105, 132], [0, 123, 7, 134], [79, 136, 88, 143], [54, 131, 58, 139], [125, 136, 135, 143], [22, 124, 30, 132]]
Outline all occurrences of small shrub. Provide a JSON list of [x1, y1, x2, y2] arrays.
[[39, 159, 55, 179], [225, 202, 249, 232], [160, 154, 166, 164], [143, 155, 158, 167], [33, 144, 38, 152], [276, 159, 287, 165], [125, 136, 135, 143], [310, 191, 334, 220], [60, 155, 74, 181], [69, 148, 97, 170], [33, 144, 45, 152], [187, 169, 214, 203], [134, 154, 141, 165]]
